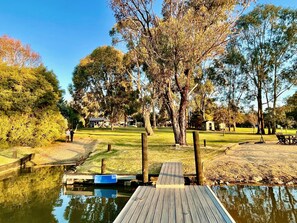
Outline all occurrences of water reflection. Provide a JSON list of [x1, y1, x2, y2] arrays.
[[212, 185, 297, 223], [0, 167, 132, 223], [5, 167, 297, 223]]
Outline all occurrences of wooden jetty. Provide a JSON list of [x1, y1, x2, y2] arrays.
[[156, 162, 184, 188], [114, 162, 235, 223]]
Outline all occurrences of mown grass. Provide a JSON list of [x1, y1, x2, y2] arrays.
[[0, 156, 16, 165], [75, 127, 293, 175]]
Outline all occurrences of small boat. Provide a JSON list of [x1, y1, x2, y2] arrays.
[[94, 174, 117, 184]]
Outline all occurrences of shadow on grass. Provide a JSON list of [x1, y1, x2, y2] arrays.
[[88, 149, 119, 161]]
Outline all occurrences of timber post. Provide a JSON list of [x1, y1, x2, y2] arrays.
[[12, 150, 17, 159], [203, 139, 206, 147], [107, 144, 112, 152], [142, 133, 148, 184], [101, 159, 106, 174], [193, 131, 203, 185]]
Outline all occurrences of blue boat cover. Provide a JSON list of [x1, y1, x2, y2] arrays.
[[94, 174, 117, 184]]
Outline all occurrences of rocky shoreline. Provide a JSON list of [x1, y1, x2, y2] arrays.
[[208, 176, 297, 186], [204, 141, 297, 187]]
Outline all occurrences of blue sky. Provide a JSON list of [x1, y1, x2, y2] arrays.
[[0, 0, 296, 100]]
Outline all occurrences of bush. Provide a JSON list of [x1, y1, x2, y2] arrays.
[[1, 112, 67, 148]]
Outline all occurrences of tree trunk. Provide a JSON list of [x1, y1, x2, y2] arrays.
[[267, 122, 272, 135], [172, 113, 181, 145], [232, 121, 236, 132], [152, 102, 157, 129], [272, 66, 277, 134], [178, 92, 188, 145], [165, 90, 180, 144], [143, 107, 154, 136], [257, 87, 265, 134], [124, 113, 127, 127]]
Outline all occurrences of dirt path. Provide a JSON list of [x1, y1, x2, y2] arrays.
[[25, 137, 98, 166], [204, 141, 297, 185]]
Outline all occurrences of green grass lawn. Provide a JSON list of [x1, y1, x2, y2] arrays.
[[75, 127, 292, 175]]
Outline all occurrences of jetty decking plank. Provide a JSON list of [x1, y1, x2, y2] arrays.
[[185, 186, 209, 222], [113, 186, 145, 223], [205, 186, 235, 223], [174, 188, 184, 223], [114, 162, 235, 223], [144, 188, 161, 223], [132, 186, 155, 222], [114, 186, 235, 223], [128, 186, 153, 222], [168, 189, 176, 223], [156, 162, 184, 188], [160, 188, 170, 223], [179, 187, 192, 223], [192, 186, 218, 223]]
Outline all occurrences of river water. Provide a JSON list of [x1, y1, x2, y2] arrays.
[[212, 185, 297, 223], [1, 167, 297, 223], [0, 166, 132, 223]]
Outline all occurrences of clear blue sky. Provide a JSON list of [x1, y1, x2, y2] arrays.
[[0, 0, 296, 100]]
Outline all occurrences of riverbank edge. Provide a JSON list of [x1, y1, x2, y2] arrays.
[[1, 139, 297, 187]]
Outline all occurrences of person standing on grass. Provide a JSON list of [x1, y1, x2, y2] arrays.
[[70, 129, 75, 142], [66, 128, 70, 142]]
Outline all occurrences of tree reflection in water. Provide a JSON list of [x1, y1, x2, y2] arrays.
[[2, 167, 297, 223], [0, 166, 131, 223], [63, 196, 122, 223], [212, 185, 297, 223]]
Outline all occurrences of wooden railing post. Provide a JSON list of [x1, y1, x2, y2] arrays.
[[107, 144, 112, 152], [193, 131, 203, 185], [101, 159, 106, 174], [142, 133, 148, 184]]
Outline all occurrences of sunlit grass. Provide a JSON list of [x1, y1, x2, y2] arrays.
[[75, 127, 288, 175], [0, 156, 15, 165]]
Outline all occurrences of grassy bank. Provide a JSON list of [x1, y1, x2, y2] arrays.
[[75, 127, 289, 175]]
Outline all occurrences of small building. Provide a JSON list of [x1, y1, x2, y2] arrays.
[[202, 121, 215, 131], [218, 123, 226, 131], [89, 117, 110, 128]]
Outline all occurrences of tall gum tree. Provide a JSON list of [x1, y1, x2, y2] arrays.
[[122, 50, 156, 135], [110, 0, 250, 145], [208, 41, 248, 132], [236, 5, 297, 134]]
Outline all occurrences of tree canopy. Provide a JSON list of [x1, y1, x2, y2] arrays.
[[110, 0, 251, 145], [236, 4, 297, 134], [0, 36, 66, 148], [70, 46, 138, 129], [0, 35, 41, 67]]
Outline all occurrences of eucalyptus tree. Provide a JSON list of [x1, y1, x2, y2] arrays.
[[285, 91, 297, 125], [121, 50, 156, 135], [110, 0, 250, 145], [70, 46, 136, 129], [236, 5, 297, 134], [189, 64, 216, 126], [208, 41, 248, 131]]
